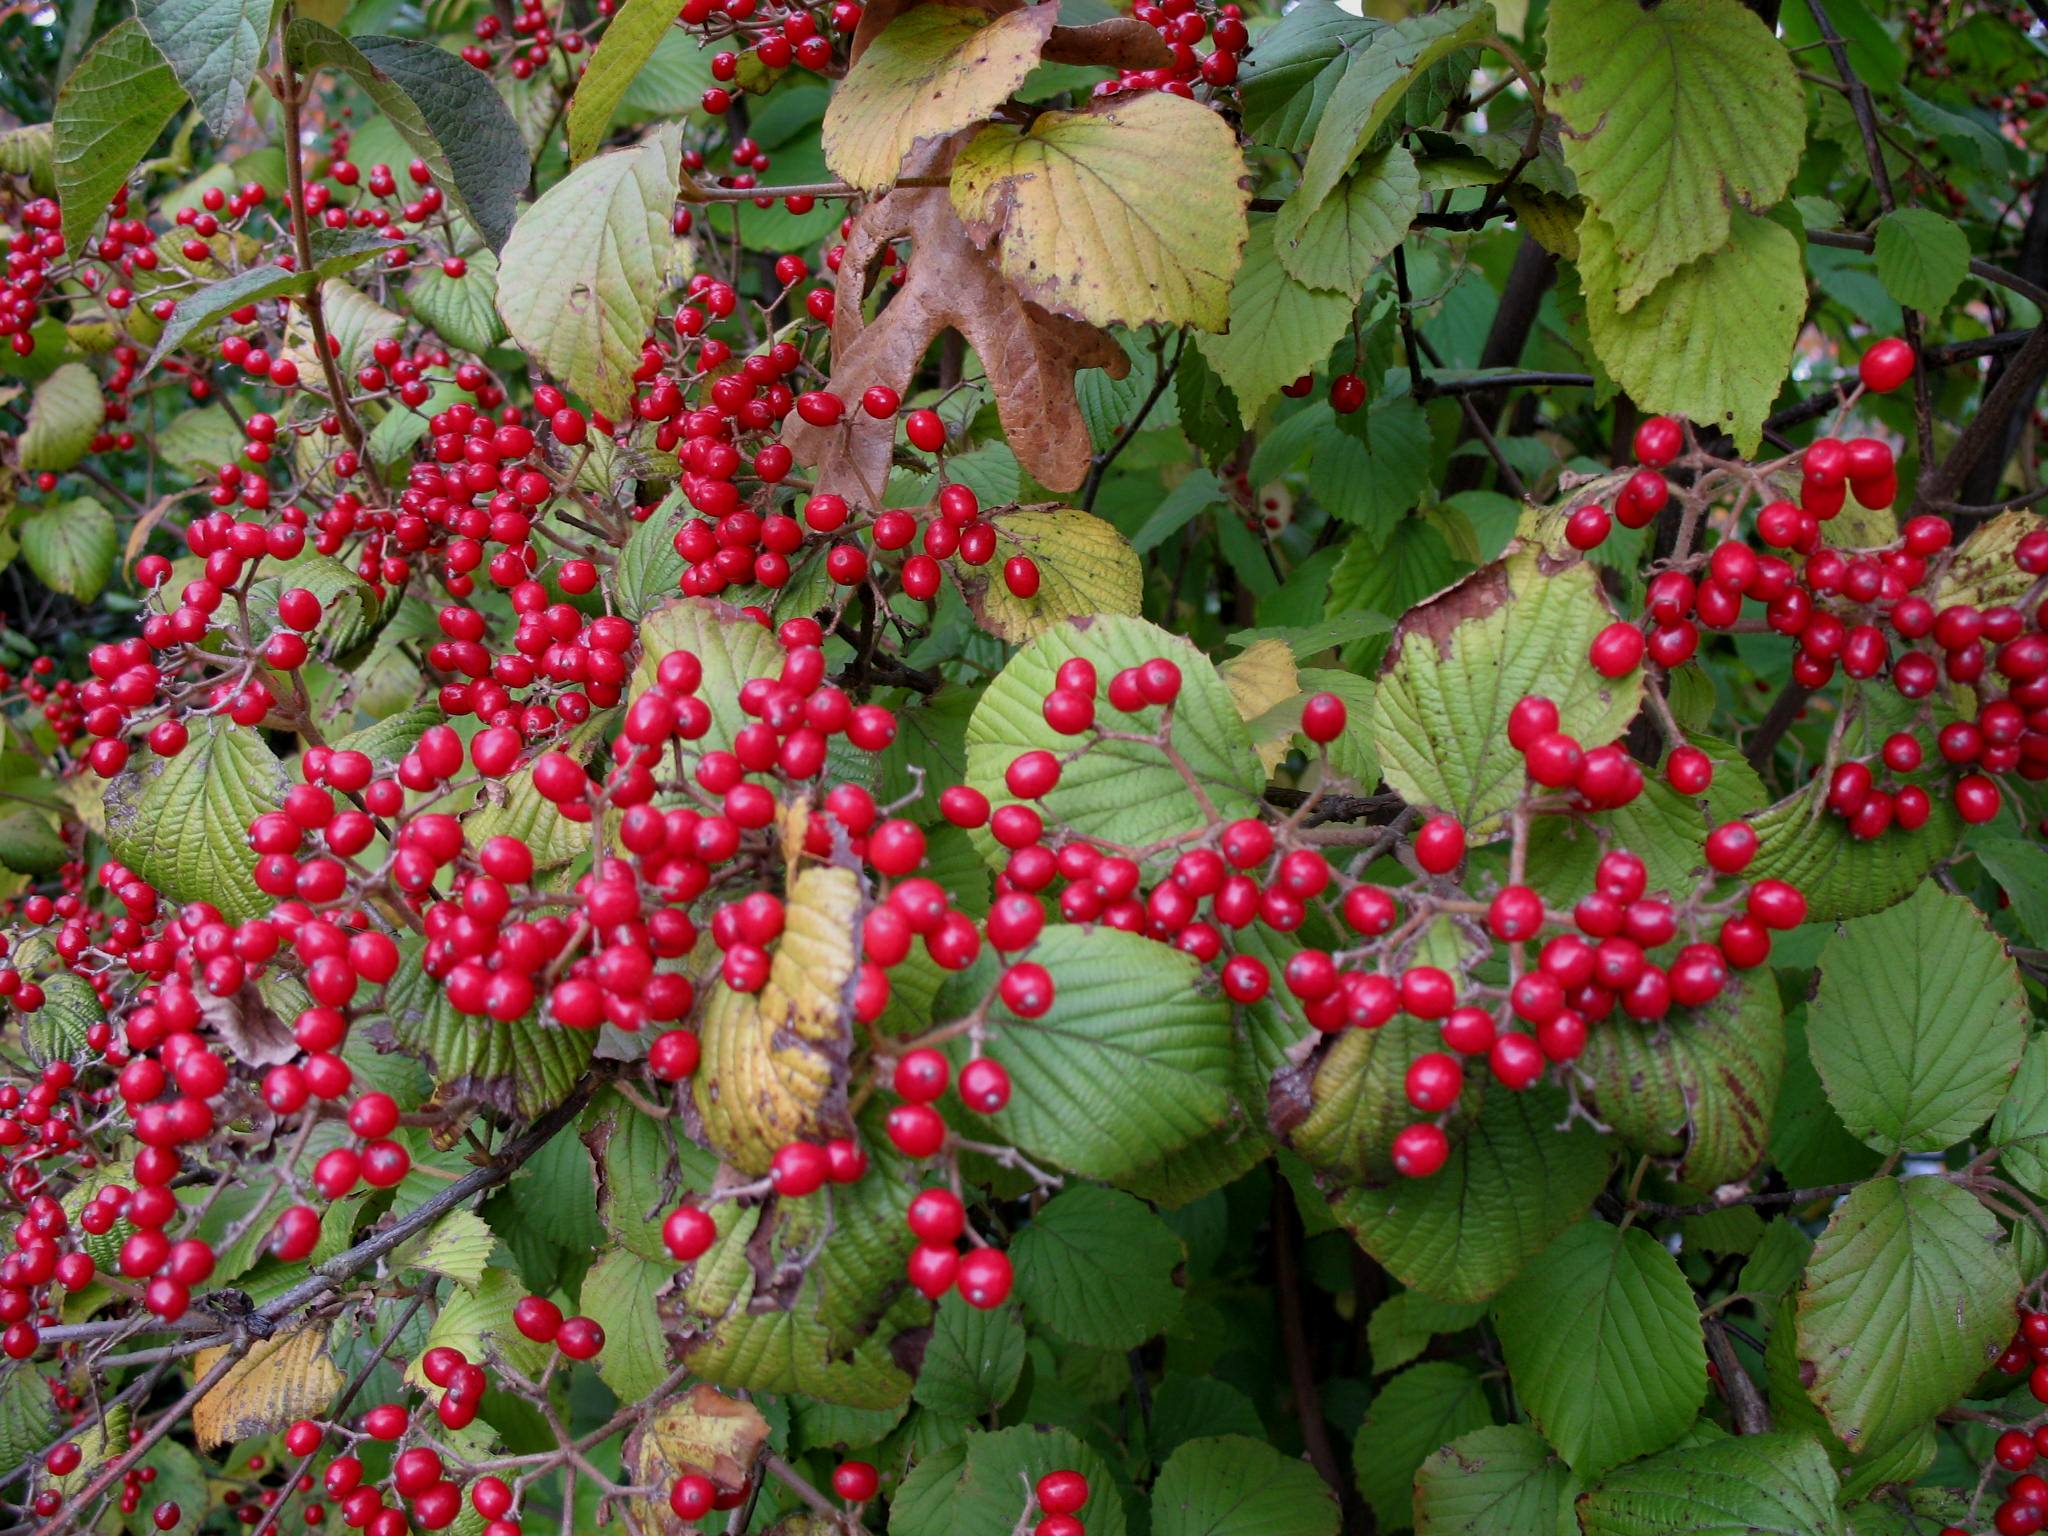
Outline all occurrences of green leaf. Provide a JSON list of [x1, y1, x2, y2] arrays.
[[1576, 210, 1803, 457], [569, 0, 701, 164], [1273, 145, 1418, 296], [368, 942, 595, 1119], [965, 613, 1264, 874], [1194, 220, 1356, 425], [0, 805, 69, 878], [1370, 549, 1642, 835], [1279, 1016, 1444, 1182], [1311, 395, 1433, 531], [17, 497, 115, 602], [912, 1294, 1026, 1419], [826, 3, 1056, 193], [579, 1247, 674, 1404], [963, 924, 1236, 1183], [1993, 1032, 2048, 1198], [1012, 1184, 1184, 1349], [1746, 776, 1959, 924], [615, 492, 687, 620], [631, 595, 785, 761], [950, 1428, 1128, 1536], [497, 124, 683, 419], [1330, 1083, 1611, 1304], [1152, 1434, 1340, 1536], [1495, 1220, 1706, 1477], [25, 970, 103, 1066], [950, 508, 1142, 643], [392, 1208, 495, 1287], [0, 1365, 54, 1477], [133, 0, 267, 136], [1354, 1362, 1494, 1530], [1873, 207, 1970, 314], [1237, 0, 1376, 154], [1577, 971, 1785, 1187], [53, 21, 185, 255], [104, 716, 286, 922], [1413, 1424, 1579, 1536], [950, 91, 1252, 332], [1806, 880, 2028, 1154], [1545, 0, 1801, 308], [1367, 1290, 1488, 1375], [406, 249, 505, 354], [293, 27, 526, 249], [409, 1269, 553, 1390], [1575, 1433, 1842, 1536], [19, 362, 104, 471], [146, 230, 393, 372], [1797, 1176, 2019, 1455], [1151, 1377, 1266, 1460], [1291, 2, 1495, 221]]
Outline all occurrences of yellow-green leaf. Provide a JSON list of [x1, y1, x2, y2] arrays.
[[19, 362, 104, 471], [825, 2, 1057, 194], [951, 91, 1251, 331], [18, 496, 116, 602], [568, 0, 695, 164], [1272, 143, 1417, 296], [948, 506, 1142, 642]]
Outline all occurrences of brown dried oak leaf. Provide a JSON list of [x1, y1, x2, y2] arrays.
[[781, 137, 1128, 503]]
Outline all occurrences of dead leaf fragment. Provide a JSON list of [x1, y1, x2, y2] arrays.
[[193, 1328, 344, 1451]]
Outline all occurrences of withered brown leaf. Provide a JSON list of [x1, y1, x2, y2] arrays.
[[781, 138, 1128, 504]]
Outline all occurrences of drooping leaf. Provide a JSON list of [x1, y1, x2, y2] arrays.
[[1577, 211, 1803, 457], [287, 23, 528, 250], [53, 22, 185, 255], [1328, 1083, 1611, 1303], [133, 0, 268, 136], [1193, 220, 1357, 426], [965, 613, 1264, 872], [18, 362, 104, 471], [1494, 1220, 1706, 1477], [146, 227, 394, 371], [1545, 0, 1801, 307], [17, 497, 116, 602], [1370, 548, 1643, 836], [826, 3, 1056, 193], [1574, 1433, 1842, 1536], [951, 91, 1251, 332], [1796, 1176, 2019, 1455], [913, 1295, 1026, 1419], [497, 124, 682, 419], [949, 507, 1142, 643], [1012, 1184, 1184, 1348], [1353, 1361, 1495, 1529], [1413, 1425, 1579, 1536], [1273, 144, 1419, 296], [1152, 1434, 1341, 1536], [1873, 206, 1971, 314], [1577, 970, 1785, 1187], [104, 716, 286, 922], [694, 865, 859, 1174], [1805, 880, 2028, 1154]]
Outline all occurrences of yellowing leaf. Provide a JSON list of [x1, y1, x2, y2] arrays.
[[694, 865, 859, 1174], [1220, 638, 1301, 774], [1577, 211, 1803, 457], [949, 507, 1141, 643], [192, 1329, 344, 1452], [824, 3, 1057, 193], [19, 363, 104, 471], [625, 1385, 771, 1531], [950, 92, 1251, 331], [497, 124, 683, 419]]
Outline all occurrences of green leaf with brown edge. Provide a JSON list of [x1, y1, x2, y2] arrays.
[[1929, 507, 2048, 612], [1353, 1361, 1495, 1530], [105, 716, 286, 922], [1370, 548, 1643, 837], [1494, 1220, 1706, 1478], [825, 2, 1056, 193], [1328, 1081, 1611, 1304], [286, 23, 528, 251], [1795, 1176, 2018, 1456], [1413, 1424, 1579, 1536], [1806, 880, 2028, 1154], [949, 506, 1142, 643], [1193, 219, 1357, 425], [367, 941, 595, 1120], [1574, 1432, 1842, 1536], [1577, 969, 1784, 1187], [1545, 0, 1801, 308], [1744, 775, 1960, 923], [19, 363, 104, 471], [951, 91, 1251, 332], [53, 21, 185, 256], [17, 496, 115, 603], [585, 1086, 717, 1260]]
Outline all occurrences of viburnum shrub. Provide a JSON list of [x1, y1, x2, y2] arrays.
[[1, 0, 2047, 1532]]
